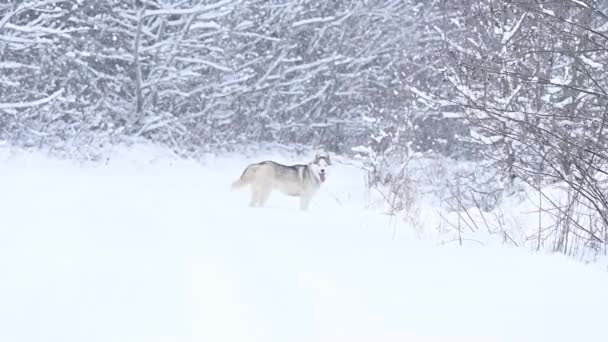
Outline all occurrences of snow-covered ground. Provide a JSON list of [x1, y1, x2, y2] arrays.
[[1, 144, 607, 342]]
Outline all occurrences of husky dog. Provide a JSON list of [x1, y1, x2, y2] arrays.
[[231, 153, 331, 210]]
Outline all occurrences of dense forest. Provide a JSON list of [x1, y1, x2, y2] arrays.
[[2, 0, 608, 256]]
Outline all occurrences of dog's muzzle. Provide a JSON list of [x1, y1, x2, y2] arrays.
[[319, 169, 326, 182]]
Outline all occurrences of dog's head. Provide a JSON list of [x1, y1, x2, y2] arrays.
[[311, 153, 332, 183]]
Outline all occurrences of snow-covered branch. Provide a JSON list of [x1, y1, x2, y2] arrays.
[[0, 89, 64, 110], [143, 0, 237, 18]]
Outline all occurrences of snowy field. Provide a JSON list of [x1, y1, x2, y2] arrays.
[[1, 144, 607, 342]]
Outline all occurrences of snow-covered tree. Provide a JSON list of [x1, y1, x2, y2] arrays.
[[431, 0, 608, 253]]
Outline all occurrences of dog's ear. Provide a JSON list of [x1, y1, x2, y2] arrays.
[[314, 153, 320, 162], [326, 153, 332, 165]]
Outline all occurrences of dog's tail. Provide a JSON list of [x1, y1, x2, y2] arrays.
[[231, 163, 258, 190]]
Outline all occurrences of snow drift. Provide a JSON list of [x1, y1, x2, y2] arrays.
[[0, 145, 607, 342]]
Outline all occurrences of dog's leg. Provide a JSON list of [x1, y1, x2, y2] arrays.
[[258, 186, 272, 207], [249, 187, 260, 207], [299, 193, 311, 211], [251, 184, 271, 207]]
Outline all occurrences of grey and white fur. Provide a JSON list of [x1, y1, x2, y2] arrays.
[[231, 153, 331, 210]]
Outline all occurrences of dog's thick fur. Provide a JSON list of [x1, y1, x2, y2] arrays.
[[231, 154, 331, 210]]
